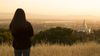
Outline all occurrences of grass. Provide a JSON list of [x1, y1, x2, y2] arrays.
[[0, 42, 100, 56]]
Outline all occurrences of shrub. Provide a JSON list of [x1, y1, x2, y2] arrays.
[[32, 27, 74, 45]]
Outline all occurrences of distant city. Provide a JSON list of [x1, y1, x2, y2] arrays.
[[0, 18, 100, 34]]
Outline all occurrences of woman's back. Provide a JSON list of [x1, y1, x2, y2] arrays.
[[10, 8, 33, 49]]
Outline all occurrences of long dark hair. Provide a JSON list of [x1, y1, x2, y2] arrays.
[[10, 8, 27, 33]]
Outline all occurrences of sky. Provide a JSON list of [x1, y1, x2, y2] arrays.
[[0, 0, 100, 20]]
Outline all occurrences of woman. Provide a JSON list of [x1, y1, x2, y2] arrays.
[[9, 8, 33, 56]]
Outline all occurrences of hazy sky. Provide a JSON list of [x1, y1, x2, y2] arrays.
[[0, 0, 100, 20]]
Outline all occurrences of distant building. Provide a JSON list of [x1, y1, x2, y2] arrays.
[[77, 19, 92, 34], [72, 19, 95, 41]]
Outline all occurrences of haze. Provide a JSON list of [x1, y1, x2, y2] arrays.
[[0, 0, 100, 21]]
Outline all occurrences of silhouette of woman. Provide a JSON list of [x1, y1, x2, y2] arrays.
[[9, 8, 33, 56]]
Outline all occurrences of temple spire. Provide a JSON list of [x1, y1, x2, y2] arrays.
[[83, 19, 88, 31]]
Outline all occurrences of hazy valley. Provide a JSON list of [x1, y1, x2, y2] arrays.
[[0, 18, 100, 34]]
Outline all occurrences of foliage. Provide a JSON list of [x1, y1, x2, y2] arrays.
[[0, 27, 99, 45], [94, 29, 100, 43], [33, 27, 74, 45], [0, 28, 12, 44]]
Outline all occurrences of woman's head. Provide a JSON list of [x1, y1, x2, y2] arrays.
[[13, 8, 26, 23], [10, 8, 27, 31]]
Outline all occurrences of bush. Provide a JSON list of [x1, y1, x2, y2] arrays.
[[32, 27, 74, 45], [0, 28, 12, 44]]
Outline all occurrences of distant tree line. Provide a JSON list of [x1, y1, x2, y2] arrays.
[[94, 30, 100, 43], [0, 27, 100, 45], [32, 27, 74, 45], [32, 27, 99, 45], [0, 28, 12, 44]]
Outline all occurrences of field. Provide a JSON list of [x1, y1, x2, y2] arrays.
[[0, 42, 100, 56]]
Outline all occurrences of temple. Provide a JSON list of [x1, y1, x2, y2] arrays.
[[72, 19, 95, 41], [78, 19, 92, 34]]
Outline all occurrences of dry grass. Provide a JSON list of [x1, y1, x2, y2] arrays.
[[0, 42, 100, 56]]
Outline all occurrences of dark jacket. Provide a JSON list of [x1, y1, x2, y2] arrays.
[[10, 8, 34, 49], [11, 22, 33, 49]]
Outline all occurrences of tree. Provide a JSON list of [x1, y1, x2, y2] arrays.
[[0, 28, 12, 44], [32, 27, 73, 45]]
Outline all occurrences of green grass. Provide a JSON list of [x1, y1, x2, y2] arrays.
[[0, 42, 100, 56]]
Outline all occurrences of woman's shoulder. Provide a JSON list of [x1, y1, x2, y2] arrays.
[[25, 21, 33, 29], [26, 21, 32, 26]]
